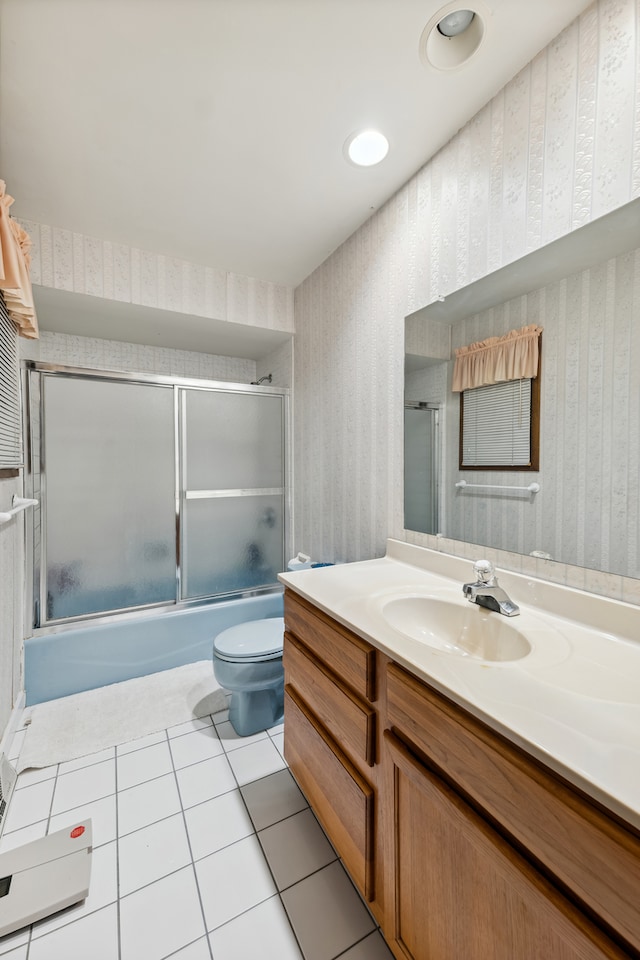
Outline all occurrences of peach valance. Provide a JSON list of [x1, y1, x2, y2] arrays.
[[0, 180, 39, 339], [452, 324, 542, 393]]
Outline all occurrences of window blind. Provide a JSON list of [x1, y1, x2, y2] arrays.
[[461, 378, 531, 467], [0, 293, 22, 468]]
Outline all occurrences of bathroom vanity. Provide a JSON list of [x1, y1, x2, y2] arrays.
[[279, 541, 640, 960]]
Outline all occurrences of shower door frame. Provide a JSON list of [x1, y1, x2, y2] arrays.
[[23, 361, 291, 633]]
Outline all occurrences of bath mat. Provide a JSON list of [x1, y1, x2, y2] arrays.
[[17, 661, 228, 772]]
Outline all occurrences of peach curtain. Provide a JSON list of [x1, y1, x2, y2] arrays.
[[452, 324, 542, 393], [0, 180, 39, 339]]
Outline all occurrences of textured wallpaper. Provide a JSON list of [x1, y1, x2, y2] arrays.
[[17, 221, 295, 334], [293, 0, 640, 604], [20, 331, 257, 384]]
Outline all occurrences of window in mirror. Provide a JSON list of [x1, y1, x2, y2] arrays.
[[459, 374, 540, 470]]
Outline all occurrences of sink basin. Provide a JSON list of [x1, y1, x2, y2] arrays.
[[380, 596, 531, 662]]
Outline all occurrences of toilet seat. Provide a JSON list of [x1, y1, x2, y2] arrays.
[[213, 617, 284, 663]]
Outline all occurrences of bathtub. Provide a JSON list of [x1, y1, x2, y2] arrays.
[[24, 590, 284, 705]]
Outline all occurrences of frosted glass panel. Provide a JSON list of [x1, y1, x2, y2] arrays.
[[43, 376, 176, 620], [404, 407, 439, 535], [182, 496, 284, 599], [184, 390, 283, 490]]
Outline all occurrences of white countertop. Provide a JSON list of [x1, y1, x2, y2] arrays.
[[279, 539, 640, 831]]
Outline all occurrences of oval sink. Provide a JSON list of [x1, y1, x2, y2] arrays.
[[381, 596, 531, 662]]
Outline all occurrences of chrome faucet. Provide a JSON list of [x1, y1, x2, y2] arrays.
[[462, 560, 520, 617]]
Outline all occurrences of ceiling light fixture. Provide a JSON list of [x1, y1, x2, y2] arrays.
[[345, 130, 389, 167], [420, 3, 487, 71], [436, 10, 475, 37]]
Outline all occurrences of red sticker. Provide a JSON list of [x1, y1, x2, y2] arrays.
[[70, 826, 85, 839]]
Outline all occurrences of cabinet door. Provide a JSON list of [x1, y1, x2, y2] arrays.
[[387, 663, 640, 953], [285, 688, 375, 901], [384, 732, 629, 960]]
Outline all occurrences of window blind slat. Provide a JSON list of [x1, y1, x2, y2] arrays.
[[0, 294, 23, 467]]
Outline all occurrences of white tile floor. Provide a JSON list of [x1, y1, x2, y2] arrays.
[[0, 704, 394, 960]]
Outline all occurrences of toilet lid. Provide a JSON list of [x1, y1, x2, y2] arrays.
[[213, 617, 285, 661]]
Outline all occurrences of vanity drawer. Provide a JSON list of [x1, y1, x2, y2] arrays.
[[284, 632, 376, 766], [284, 590, 376, 702], [386, 662, 640, 954], [284, 686, 375, 901]]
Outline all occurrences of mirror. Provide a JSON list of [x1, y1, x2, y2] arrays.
[[404, 198, 640, 580]]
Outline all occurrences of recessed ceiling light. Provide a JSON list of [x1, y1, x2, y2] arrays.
[[420, 3, 487, 71], [345, 130, 389, 167], [437, 10, 475, 37]]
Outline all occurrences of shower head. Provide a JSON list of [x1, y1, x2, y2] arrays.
[[251, 374, 272, 385]]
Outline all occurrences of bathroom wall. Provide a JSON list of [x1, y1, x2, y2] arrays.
[[292, 0, 640, 604], [20, 331, 257, 383], [256, 338, 294, 390], [17, 222, 295, 335], [405, 364, 448, 407]]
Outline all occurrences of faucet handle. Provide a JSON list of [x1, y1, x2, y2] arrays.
[[473, 559, 495, 584]]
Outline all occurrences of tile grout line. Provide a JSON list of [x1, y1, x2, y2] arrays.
[[114, 738, 122, 960], [166, 716, 216, 960], [188, 712, 308, 959], [231, 737, 310, 960], [331, 929, 380, 960], [25, 756, 120, 952], [24, 758, 62, 954]]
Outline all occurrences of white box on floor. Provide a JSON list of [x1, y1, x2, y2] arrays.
[[0, 819, 92, 937]]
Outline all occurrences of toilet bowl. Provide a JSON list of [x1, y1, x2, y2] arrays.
[[212, 617, 285, 737]]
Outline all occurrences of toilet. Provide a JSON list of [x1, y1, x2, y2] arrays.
[[212, 617, 285, 737]]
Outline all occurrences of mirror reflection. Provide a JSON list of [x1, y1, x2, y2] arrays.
[[404, 199, 640, 581], [404, 401, 440, 534]]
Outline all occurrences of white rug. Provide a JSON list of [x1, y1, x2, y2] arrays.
[[17, 661, 228, 772]]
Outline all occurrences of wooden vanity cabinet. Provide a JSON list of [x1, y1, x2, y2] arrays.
[[385, 731, 629, 960], [283, 590, 386, 917], [385, 664, 639, 960], [385, 663, 640, 958], [282, 589, 640, 960]]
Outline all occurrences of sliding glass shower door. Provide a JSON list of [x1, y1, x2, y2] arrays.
[[42, 375, 176, 620], [32, 367, 288, 626], [180, 388, 285, 599]]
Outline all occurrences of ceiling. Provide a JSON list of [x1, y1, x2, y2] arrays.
[[1, 0, 593, 298]]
